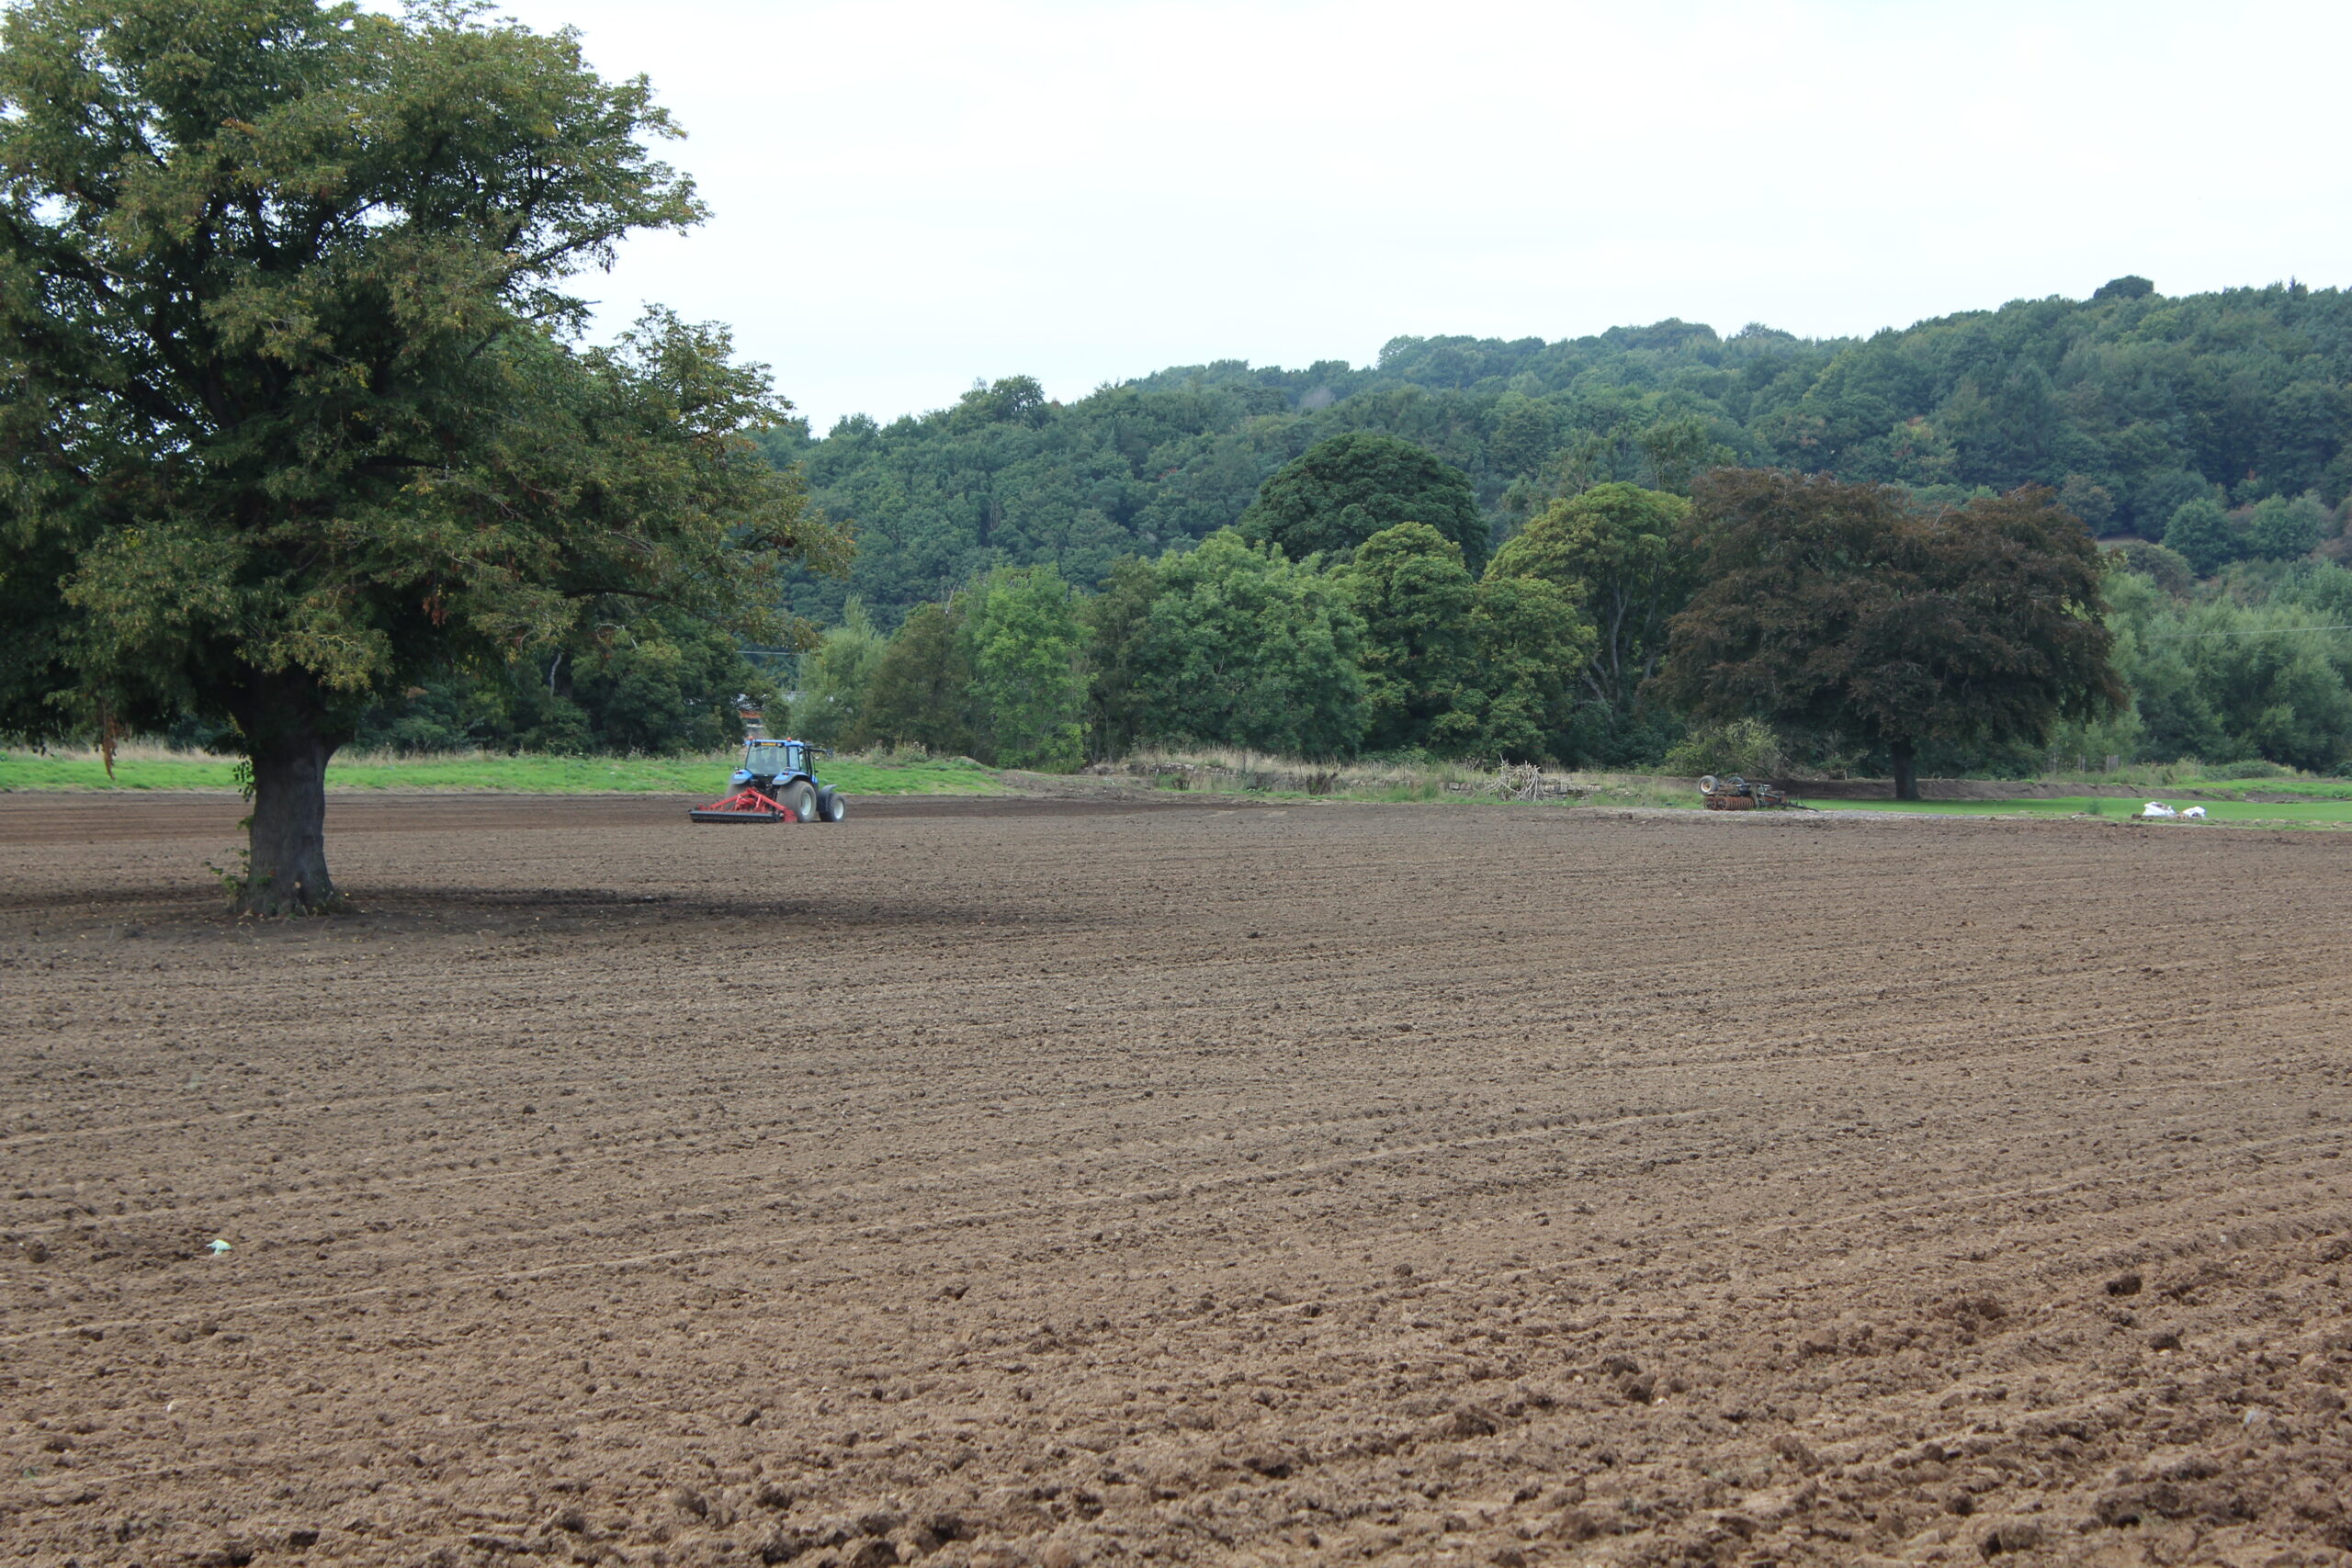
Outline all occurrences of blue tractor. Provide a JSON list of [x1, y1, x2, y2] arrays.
[[688, 736, 847, 824]]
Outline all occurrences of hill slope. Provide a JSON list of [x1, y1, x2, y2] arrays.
[[768, 277, 2352, 625]]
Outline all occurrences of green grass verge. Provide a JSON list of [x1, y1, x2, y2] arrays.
[[1801, 795, 2352, 825], [0, 749, 1010, 796], [2172, 776, 2352, 799]]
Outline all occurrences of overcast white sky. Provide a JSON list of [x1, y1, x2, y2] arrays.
[[483, 0, 2351, 433]]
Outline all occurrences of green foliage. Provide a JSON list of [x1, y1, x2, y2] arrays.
[[1661, 473, 2122, 795], [1079, 557, 1161, 761], [1241, 434, 1489, 572], [860, 600, 978, 757], [0, 745, 1006, 795], [1435, 573, 1593, 761], [795, 603, 887, 747], [2106, 540, 2196, 596], [0, 0, 845, 908], [1342, 525, 1478, 751], [771, 282, 2352, 630], [1333, 517, 1595, 761], [340, 611, 781, 756], [969, 567, 1085, 771], [1128, 532, 1367, 757], [569, 623, 777, 755], [1491, 482, 1693, 722], [2246, 493, 2336, 559], [2103, 564, 2352, 773], [1661, 718, 1788, 780], [2164, 497, 2242, 576]]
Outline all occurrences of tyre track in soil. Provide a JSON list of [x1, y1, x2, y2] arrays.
[[3, 797, 2350, 1566]]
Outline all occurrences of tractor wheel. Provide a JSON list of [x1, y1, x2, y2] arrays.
[[782, 780, 819, 823], [817, 786, 846, 822]]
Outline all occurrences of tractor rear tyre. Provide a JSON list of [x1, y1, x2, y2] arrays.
[[783, 781, 819, 823], [817, 785, 846, 822]]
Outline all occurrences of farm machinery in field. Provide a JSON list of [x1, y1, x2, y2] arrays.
[[689, 735, 848, 825], [1698, 774, 1810, 811]]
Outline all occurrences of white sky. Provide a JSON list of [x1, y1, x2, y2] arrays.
[[483, 0, 2352, 433]]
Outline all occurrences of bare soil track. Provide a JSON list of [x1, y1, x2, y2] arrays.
[[2, 795, 2347, 1568]]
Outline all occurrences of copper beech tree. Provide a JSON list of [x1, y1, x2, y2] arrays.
[[1658, 471, 2121, 798], [0, 0, 844, 912]]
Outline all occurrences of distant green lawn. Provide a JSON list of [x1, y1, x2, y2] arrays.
[[1801, 795, 2352, 826], [0, 749, 1009, 796]]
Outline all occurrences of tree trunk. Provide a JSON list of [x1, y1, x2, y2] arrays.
[[1890, 739, 1920, 802], [230, 672, 345, 916]]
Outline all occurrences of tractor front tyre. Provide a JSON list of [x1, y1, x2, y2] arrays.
[[816, 786, 846, 822], [783, 781, 819, 823]]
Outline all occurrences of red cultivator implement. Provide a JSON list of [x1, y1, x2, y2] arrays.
[[687, 786, 800, 824]]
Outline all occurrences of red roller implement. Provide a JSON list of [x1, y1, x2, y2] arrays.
[[686, 786, 801, 824]]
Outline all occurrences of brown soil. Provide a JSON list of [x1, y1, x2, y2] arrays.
[[2, 795, 2347, 1567]]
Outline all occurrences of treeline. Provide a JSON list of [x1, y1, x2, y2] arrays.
[[793, 438, 1652, 767], [2101, 560, 2352, 773], [794, 434, 2352, 782], [339, 276, 2352, 772], [347, 438, 2352, 781], [770, 276, 2352, 626], [317, 611, 778, 757]]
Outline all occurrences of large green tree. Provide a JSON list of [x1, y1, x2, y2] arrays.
[[0, 0, 844, 910], [2162, 497, 2240, 577], [794, 602, 887, 748], [969, 566, 1084, 771], [1129, 530, 1366, 756], [1491, 482, 1694, 716], [1433, 573, 1593, 761], [1341, 523, 1478, 752], [860, 599, 978, 757], [1659, 472, 2120, 798], [1078, 556, 1161, 761], [1240, 433, 1489, 572]]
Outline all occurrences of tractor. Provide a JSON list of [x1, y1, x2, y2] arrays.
[[688, 736, 847, 824]]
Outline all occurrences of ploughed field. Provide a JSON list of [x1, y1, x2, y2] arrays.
[[3, 795, 2349, 1568]]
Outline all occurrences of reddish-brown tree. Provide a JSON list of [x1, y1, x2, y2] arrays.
[[1658, 471, 2121, 798]]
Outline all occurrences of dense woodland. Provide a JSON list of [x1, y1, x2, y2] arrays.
[[764, 276, 2352, 625], [344, 276, 2352, 779]]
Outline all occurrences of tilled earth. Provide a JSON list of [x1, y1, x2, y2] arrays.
[[2, 794, 2348, 1568]]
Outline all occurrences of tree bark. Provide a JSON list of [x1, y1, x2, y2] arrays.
[[1890, 739, 1920, 801], [230, 671, 345, 916]]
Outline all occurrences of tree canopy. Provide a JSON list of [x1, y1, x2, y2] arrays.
[[0, 0, 844, 910], [1342, 524, 1479, 752], [1659, 473, 2122, 796], [1490, 481, 1694, 722], [1239, 433, 1489, 572], [761, 281, 2350, 631], [1116, 531, 1367, 758]]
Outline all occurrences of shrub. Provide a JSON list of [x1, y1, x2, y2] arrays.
[[1661, 718, 1786, 779]]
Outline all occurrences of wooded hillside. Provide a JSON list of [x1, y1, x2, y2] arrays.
[[774, 278, 2351, 625]]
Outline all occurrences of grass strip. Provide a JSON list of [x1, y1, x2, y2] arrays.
[[1801, 795, 2352, 825], [0, 749, 1010, 797]]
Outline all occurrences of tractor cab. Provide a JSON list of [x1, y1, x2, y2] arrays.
[[736, 738, 810, 788]]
